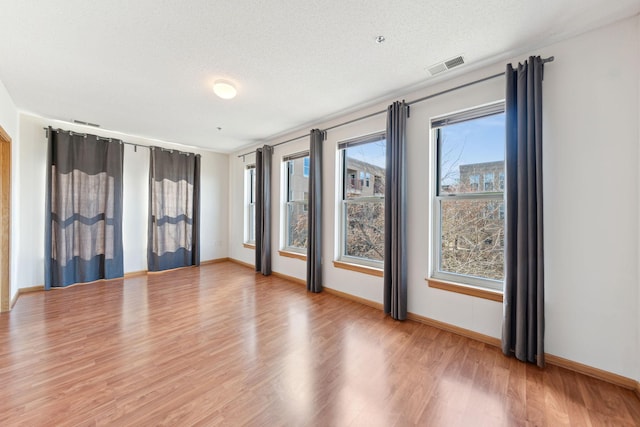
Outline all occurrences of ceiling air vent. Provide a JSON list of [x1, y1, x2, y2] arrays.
[[427, 55, 465, 76], [72, 119, 100, 128], [444, 56, 464, 69]]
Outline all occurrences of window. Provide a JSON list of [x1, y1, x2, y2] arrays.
[[338, 132, 386, 267], [432, 102, 505, 290], [283, 151, 309, 253], [469, 174, 480, 191], [484, 173, 494, 191], [245, 165, 256, 244]]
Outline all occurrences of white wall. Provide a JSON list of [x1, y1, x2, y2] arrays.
[[0, 79, 19, 302], [0, 80, 17, 138], [229, 16, 640, 380], [14, 113, 229, 290], [541, 16, 639, 382]]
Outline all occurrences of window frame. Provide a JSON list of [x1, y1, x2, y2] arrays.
[[431, 101, 506, 291], [337, 132, 386, 269], [282, 151, 310, 255], [244, 164, 256, 245]]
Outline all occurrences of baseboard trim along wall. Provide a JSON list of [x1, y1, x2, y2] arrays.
[[544, 354, 639, 391], [227, 258, 254, 269], [123, 270, 147, 278], [11, 285, 45, 309], [200, 258, 231, 266], [271, 271, 305, 286]]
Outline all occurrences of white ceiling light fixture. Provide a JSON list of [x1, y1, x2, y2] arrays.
[[213, 80, 237, 99]]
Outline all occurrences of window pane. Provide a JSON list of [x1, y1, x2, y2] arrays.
[[340, 135, 386, 265], [303, 157, 310, 177], [288, 157, 309, 202], [439, 199, 504, 281], [344, 201, 384, 261], [245, 167, 256, 244], [248, 202, 255, 243], [344, 140, 386, 199], [250, 168, 256, 203], [438, 113, 505, 194], [286, 202, 308, 249]]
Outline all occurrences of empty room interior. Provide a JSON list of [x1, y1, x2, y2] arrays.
[[1, 1, 640, 425]]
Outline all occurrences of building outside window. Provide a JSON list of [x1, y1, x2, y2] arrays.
[[338, 132, 386, 267], [283, 152, 309, 253], [245, 165, 256, 244], [432, 102, 505, 290]]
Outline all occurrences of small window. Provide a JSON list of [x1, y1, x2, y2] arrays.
[[245, 165, 256, 244], [484, 173, 494, 191], [338, 132, 386, 267], [432, 102, 505, 290], [283, 151, 309, 253]]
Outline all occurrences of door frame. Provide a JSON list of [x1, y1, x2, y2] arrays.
[[0, 125, 11, 312]]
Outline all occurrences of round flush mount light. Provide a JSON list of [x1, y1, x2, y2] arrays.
[[213, 80, 237, 99]]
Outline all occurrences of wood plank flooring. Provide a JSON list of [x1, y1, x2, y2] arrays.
[[0, 262, 638, 426]]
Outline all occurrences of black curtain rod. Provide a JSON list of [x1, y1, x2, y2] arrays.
[[43, 127, 148, 151], [43, 127, 198, 156], [237, 55, 554, 159]]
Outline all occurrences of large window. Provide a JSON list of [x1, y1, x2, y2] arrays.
[[338, 133, 386, 267], [283, 152, 309, 253], [245, 164, 256, 244], [432, 102, 505, 290]]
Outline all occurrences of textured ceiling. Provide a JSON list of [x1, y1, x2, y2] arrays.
[[0, 0, 638, 152]]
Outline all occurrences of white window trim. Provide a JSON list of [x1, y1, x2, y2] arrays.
[[338, 198, 384, 268], [432, 193, 504, 291], [244, 165, 256, 245], [282, 152, 309, 254], [430, 101, 505, 292], [336, 131, 386, 269]]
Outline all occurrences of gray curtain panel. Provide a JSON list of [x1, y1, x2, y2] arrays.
[[306, 129, 324, 293], [384, 101, 409, 320], [255, 145, 272, 275], [45, 128, 124, 289], [148, 147, 201, 271], [502, 56, 545, 367]]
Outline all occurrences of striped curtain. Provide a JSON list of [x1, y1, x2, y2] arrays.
[[148, 147, 201, 271], [45, 128, 124, 288]]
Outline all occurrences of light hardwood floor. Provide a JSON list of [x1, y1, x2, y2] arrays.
[[0, 262, 638, 426]]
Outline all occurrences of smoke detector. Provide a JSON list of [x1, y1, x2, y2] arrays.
[[427, 55, 465, 76]]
